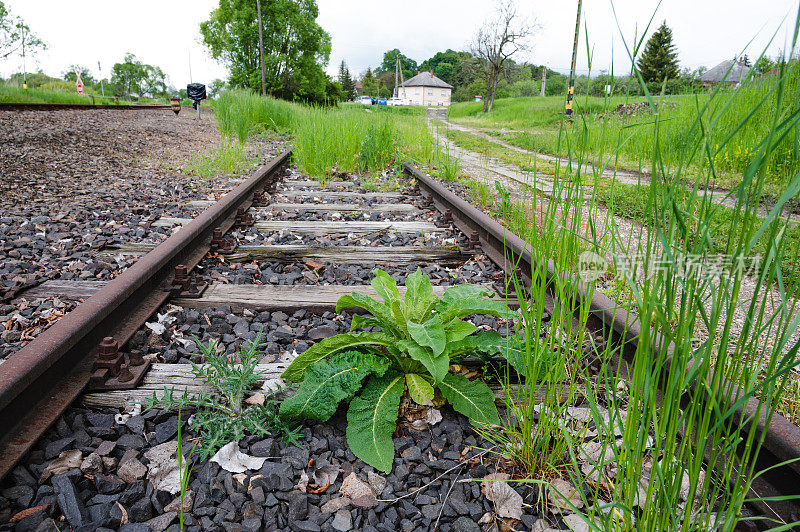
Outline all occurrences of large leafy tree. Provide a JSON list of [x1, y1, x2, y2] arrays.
[[419, 49, 473, 87], [111, 53, 168, 99], [200, 0, 331, 103], [376, 48, 417, 79], [636, 21, 680, 84], [0, 1, 45, 61]]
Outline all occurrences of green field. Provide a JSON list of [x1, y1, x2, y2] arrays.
[[449, 70, 800, 196]]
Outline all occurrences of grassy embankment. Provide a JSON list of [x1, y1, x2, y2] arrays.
[[213, 90, 453, 184], [0, 83, 139, 105], [450, 71, 800, 197], [443, 71, 800, 290]]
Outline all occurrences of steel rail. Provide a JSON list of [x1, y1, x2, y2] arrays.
[[404, 162, 800, 526], [0, 102, 172, 111], [0, 149, 291, 480]]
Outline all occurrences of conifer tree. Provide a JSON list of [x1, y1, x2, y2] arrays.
[[338, 60, 355, 100], [636, 21, 680, 83]]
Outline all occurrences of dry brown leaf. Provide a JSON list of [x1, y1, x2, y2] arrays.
[[481, 473, 524, 520], [40, 449, 83, 481], [116, 501, 129, 525], [307, 464, 339, 493], [244, 392, 265, 406]]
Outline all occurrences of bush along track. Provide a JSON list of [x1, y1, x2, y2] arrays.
[[279, 268, 524, 472]]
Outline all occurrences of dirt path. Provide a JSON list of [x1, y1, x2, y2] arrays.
[[442, 117, 800, 224]]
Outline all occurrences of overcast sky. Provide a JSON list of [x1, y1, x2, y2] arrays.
[[1, 0, 797, 88]]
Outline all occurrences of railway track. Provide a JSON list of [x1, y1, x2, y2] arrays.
[[0, 103, 172, 111], [0, 150, 799, 528]]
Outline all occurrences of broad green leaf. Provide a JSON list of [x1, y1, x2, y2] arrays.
[[438, 373, 501, 427], [445, 320, 478, 343], [503, 337, 564, 381], [346, 372, 404, 473], [446, 330, 504, 358], [441, 284, 494, 303], [436, 298, 519, 325], [404, 267, 439, 322], [350, 314, 381, 331], [390, 300, 409, 337], [281, 332, 398, 382], [397, 340, 450, 384], [407, 314, 447, 356], [279, 351, 390, 421], [405, 373, 435, 406], [337, 293, 401, 336], [371, 269, 403, 308]]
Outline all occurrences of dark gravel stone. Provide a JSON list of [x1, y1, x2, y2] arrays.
[[116, 434, 145, 450], [129, 498, 154, 522], [452, 516, 481, 532], [291, 520, 321, 532], [52, 473, 89, 528], [45, 436, 75, 459], [126, 415, 145, 434], [287, 491, 309, 521], [155, 417, 179, 444], [94, 473, 126, 494]]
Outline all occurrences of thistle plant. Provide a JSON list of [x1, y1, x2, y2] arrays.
[[145, 331, 303, 459], [279, 267, 534, 472]]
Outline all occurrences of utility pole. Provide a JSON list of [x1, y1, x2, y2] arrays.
[[394, 56, 399, 98], [566, 0, 582, 116], [256, 0, 267, 96], [540, 66, 547, 97], [21, 25, 27, 89], [98, 61, 105, 97]]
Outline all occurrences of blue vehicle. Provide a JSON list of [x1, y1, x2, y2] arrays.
[[376, 97, 387, 105]]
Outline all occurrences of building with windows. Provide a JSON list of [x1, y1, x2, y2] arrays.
[[398, 71, 453, 107]]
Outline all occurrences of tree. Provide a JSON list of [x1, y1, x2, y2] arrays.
[[111, 53, 168, 99], [338, 61, 355, 100], [753, 55, 777, 76], [636, 21, 680, 84], [472, 0, 533, 112], [200, 0, 331, 103], [420, 50, 461, 85], [63, 65, 94, 86], [376, 49, 417, 79], [0, 1, 45, 60], [361, 68, 378, 96]]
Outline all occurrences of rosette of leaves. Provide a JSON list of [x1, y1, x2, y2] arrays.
[[279, 268, 521, 472]]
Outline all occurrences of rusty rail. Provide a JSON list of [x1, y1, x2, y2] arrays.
[[0, 150, 291, 480], [0, 102, 172, 111], [404, 162, 800, 526]]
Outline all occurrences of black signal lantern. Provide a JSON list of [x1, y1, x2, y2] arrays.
[[170, 97, 181, 115]]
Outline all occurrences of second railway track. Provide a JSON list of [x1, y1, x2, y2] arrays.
[[1, 150, 799, 529]]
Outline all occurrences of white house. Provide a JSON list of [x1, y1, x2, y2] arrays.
[[399, 71, 453, 107]]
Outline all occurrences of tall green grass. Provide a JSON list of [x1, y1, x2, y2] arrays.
[[215, 90, 298, 142], [214, 91, 453, 181], [478, 13, 800, 531], [0, 84, 131, 105], [450, 69, 800, 191]]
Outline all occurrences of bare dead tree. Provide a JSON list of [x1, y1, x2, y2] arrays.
[[472, 0, 533, 112]]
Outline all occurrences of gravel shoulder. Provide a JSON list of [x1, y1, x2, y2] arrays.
[[0, 108, 289, 361]]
